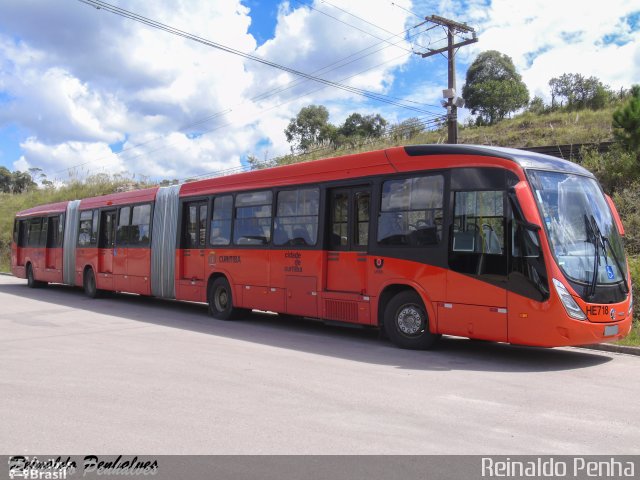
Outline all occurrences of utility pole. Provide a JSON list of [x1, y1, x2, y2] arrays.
[[417, 15, 477, 144]]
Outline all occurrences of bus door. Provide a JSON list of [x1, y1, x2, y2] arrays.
[[181, 201, 208, 283], [99, 210, 117, 274], [45, 215, 63, 276], [326, 187, 370, 294], [441, 171, 509, 341]]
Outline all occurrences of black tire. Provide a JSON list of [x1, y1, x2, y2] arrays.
[[208, 277, 242, 320], [26, 263, 46, 288], [26, 263, 37, 288], [83, 268, 100, 299], [383, 291, 440, 350]]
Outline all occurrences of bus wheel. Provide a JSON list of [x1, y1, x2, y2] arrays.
[[383, 291, 439, 350], [26, 264, 45, 288], [208, 277, 239, 320], [83, 268, 100, 299], [26, 264, 37, 288]]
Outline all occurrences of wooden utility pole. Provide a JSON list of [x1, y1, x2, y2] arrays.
[[418, 15, 477, 144]]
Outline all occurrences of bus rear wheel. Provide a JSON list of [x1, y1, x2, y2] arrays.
[[383, 291, 439, 350], [26, 264, 45, 288], [208, 277, 243, 320], [83, 268, 100, 299]]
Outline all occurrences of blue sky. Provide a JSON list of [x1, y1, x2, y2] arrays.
[[0, 0, 638, 183]]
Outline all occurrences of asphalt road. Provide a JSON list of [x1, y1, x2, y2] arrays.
[[1, 274, 639, 454]]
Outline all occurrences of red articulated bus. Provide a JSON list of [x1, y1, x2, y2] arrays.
[[11, 145, 633, 349]]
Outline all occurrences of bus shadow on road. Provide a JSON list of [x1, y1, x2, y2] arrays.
[[0, 281, 616, 373]]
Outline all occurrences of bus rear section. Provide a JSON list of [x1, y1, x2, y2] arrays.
[[12, 203, 68, 287]]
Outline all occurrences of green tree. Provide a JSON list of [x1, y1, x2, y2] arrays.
[[284, 105, 336, 153], [338, 113, 387, 138], [11, 170, 36, 193], [0, 166, 11, 193], [612, 84, 640, 153], [548, 73, 612, 110], [391, 117, 425, 140], [462, 50, 529, 125]]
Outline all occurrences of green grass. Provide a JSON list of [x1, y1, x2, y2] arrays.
[[614, 321, 640, 347], [265, 107, 617, 167]]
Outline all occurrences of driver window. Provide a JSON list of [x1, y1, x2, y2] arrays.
[[452, 190, 505, 255]]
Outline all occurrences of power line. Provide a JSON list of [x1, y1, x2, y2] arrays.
[[389, 2, 423, 20], [292, 0, 416, 54], [181, 114, 447, 182], [52, 22, 440, 176], [78, 0, 437, 115]]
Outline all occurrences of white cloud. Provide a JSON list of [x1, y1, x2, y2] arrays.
[[462, 0, 640, 100], [0, 0, 416, 179]]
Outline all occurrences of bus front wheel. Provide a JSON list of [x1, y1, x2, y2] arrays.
[[208, 277, 242, 320], [383, 291, 439, 350]]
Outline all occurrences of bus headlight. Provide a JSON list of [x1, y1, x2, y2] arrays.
[[553, 278, 586, 321]]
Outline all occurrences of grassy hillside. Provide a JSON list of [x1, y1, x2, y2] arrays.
[[269, 107, 616, 166]]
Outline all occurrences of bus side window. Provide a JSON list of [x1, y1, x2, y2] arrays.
[[19, 220, 29, 247], [182, 201, 207, 249], [130, 204, 151, 246], [117, 206, 131, 246], [28, 218, 42, 248], [234, 191, 272, 246], [210, 196, 232, 246], [40, 217, 48, 248], [274, 188, 319, 247], [13, 219, 19, 244], [377, 175, 444, 246], [78, 210, 98, 247]]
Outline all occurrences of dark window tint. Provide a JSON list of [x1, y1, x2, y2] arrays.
[[355, 191, 370, 246], [28, 217, 43, 247], [117, 206, 131, 245], [78, 210, 96, 247], [47, 216, 62, 248], [99, 211, 117, 248], [274, 188, 319, 246], [18, 221, 28, 247], [233, 191, 272, 245], [13, 219, 19, 244], [378, 175, 444, 246], [130, 204, 151, 246], [210, 195, 232, 246], [330, 191, 349, 248], [183, 201, 207, 248], [40, 218, 49, 247]]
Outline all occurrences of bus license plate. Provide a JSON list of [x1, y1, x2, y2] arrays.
[[604, 325, 618, 337]]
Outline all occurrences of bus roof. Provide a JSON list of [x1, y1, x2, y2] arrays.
[[180, 144, 593, 198], [79, 186, 159, 210], [14, 144, 594, 215], [15, 201, 69, 218], [404, 144, 594, 177]]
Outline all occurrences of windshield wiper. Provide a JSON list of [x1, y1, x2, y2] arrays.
[[590, 215, 630, 294], [584, 214, 599, 299]]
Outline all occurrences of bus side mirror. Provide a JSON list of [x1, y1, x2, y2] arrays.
[[605, 194, 625, 236], [512, 181, 542, 228]]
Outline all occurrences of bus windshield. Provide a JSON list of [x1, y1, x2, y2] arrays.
[[528, 170, 627, 287]]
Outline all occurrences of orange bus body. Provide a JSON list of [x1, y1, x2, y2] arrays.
[[11, 145, 633, 349]]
